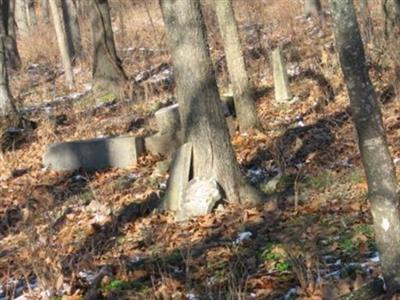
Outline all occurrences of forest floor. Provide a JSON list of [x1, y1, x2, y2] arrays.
[[2, 1, 400, 299]]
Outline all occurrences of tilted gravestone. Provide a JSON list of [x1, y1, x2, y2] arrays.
[[162, 142, 193, 212], [272, 47, 292, 103], [145, 103, 183, 157], [154, 103, 180, 134], [145, 131, 183, 157], [43, 136, 144, 171]]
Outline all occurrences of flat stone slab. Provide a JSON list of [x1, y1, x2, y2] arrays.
[[43, 136, 145, 171]]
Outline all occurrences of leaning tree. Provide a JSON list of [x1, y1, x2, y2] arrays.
[[214, 0, 260, 132], [0, 0, 21, 70], [331, 0, 400, 293], [89, 0, 127, 93], [159, 0, 261, 206]]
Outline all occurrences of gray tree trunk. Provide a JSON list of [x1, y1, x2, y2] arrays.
[[160, 0, 261, 205], [304, 0, 323, 19], [90, 0, 126, 92], [330, 0, 400, 293], [214, 0, 259, 132], [0, 0, 21, 70], [359, 0, 374, 44], [383, 0, 400, 84], [49, 0, 74, 89], [0, 37, 17, 116], [26, 0, 37, 26], [15, 0, 29, 34], [61, 0, 82, 60], [41, 0, 49, 23]]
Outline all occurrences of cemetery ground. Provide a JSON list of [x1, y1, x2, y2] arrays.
[[2, 2, 400, 299]]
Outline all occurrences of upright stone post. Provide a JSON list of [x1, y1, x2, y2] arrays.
[[272, 47, 292, 103]]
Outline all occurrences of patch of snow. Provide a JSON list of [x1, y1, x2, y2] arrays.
[[283, 287, 298, 300], [234, 232, 252, 244], [382, 218, 390, 232], [186, 292, 199, 300], [78, 271, 97, 284], [369, 252, 380, 262]]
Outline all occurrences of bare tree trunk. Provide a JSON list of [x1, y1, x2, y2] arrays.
[[383, 0, 400, 88], [15, 0, 29, 34], [49, 0, 74, 89], [330, 0, 400, 293], [359, 0, 374, 44], [89, 0, 126, 92], [304, 0, 323, 20], [160, 0, 262, 205], [0, 0, 21, 70], [0, 37, 17, 116], [41, 0, 49, 23], [26, 0, 37, 26], [61, 0, 82, 60], [214, 0, 260, 132]]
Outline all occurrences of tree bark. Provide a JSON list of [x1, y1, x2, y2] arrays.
[[214, 0, 259, 132], [49, 0, 74, 89], [330, 0, 400, 293], [61, 0, 82, 60], [26, 0, 37, 26], [304, 0, 323, 19], [160, 0, 262, 205], [383, 0, 400, 84], [0, 37, 17, 116], [41, 0, 49, 23], [14, 0, 29, 34], [359, 0, 374, 44], [0, 0, 21, 70], [89, 0, 126, 92]]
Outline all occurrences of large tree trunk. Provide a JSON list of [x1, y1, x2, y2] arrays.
[[90, 0, 126, 92], [0, 37, 17, 116], [0, 0, 21, 70], [304, 0, 323, 19], [160, 0, 261, 205], [49, 0, 74, 89], [61, 0, 82, 60], [330, 0, 400, 293], [214, 0, 259, 132]]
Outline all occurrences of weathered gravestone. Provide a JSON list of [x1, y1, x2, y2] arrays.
[[154, 103, 180, 134], [43, 136, 144, 171], [272, 47, 292, 103], [145, 103, 183, 157], [162, 142, 193, 212], [145, 131, 183, 157]]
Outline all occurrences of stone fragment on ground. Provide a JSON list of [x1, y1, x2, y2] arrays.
[[43, 136, 144, 171], [176, 177, 222, 221]]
